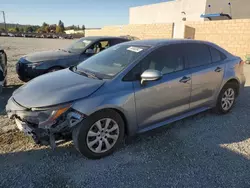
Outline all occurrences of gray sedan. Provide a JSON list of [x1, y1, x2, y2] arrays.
[[7, 39, 245, 159]]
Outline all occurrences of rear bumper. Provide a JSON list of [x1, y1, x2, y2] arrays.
[[239, 75, 246, 94]]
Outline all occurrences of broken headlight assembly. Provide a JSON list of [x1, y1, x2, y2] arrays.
[[17, 104, 84, 129], [31, 104, 72, 128]]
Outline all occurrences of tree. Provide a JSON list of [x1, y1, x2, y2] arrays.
[[8, 28, 15, 32], [56, 25, 63, 33], [44, 26, 49, 33], [49, 24, 56, 32], [58, 20, 65, 32], [25, 26, 34, 32], [42, 22, 49, 28], [14, 26, 19, 32], [36, 28, 42, 33], [81, 25, 85, 31]]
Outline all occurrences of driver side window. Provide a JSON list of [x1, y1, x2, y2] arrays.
[[88, 40, 110, 54], [142, 45, 185, 75], [123, 45, 185, 81]]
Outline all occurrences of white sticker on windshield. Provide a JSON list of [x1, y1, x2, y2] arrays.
[[127, 46, 143, 53]]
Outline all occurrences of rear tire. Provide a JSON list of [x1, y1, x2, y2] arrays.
[[3, 79, 7, 87], [215, 83, 237, 114], [72, 109, 125, 159]]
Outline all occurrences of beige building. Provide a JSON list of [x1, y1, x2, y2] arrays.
[[130, 0, 250, 24], [130, 0, 250, 38]]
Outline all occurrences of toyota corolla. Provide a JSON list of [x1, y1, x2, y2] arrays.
[[6, 39, 245, 159]]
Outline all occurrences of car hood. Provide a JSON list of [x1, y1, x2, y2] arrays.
[[13, 69, 105, 108], [24, 50, 78, 63]]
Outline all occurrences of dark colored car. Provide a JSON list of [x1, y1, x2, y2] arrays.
[[0, 47, 7, 92], [16, 36, 130, 82]]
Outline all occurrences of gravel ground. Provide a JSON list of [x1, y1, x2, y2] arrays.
[[1, 37, 250, 188]]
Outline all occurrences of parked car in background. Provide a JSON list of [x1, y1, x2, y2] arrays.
[[0, 47, 7, 92], [120, 35, 140, 41], [7, 33, 15, 37], [16, 36, 131, 82], [7, 39, 245, 159], [52, 34, 58, 39]]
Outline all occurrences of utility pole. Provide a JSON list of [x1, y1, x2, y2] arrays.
[[0, 11, 7, 32]]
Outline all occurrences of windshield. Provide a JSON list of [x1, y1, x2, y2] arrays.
[[76, 44, 150, 79], [65, 38, 93, 53]]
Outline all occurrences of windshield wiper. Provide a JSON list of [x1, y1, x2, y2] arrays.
[[71, 67, 102, 80], [82, 70, 102, 80]]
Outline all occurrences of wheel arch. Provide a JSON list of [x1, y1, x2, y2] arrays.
[[89, 107, 132, 136], [223, 78, 240, 96]]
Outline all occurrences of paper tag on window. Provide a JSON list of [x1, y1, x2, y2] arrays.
[[127, 46, 143, 53]]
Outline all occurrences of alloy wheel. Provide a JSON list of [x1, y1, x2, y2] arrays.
[[86, 118, 119, 153], [221, 88, 235, 111]]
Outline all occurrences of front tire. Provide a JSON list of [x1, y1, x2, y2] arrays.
[[215, 83, 237, 114], [72, 109, 125, 159]]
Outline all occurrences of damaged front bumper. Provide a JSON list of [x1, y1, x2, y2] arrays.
[[6, 97, 85, 148]]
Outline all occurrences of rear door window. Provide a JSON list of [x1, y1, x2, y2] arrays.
[[185, 43, 212, 68], [209, 46, 226, 63]]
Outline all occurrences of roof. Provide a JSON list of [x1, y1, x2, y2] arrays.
[[83, 36, 128, 40], [122, 39, 231, 57], [122, 39, 211, 47]]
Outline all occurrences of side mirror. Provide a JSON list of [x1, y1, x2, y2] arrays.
[[85, 49, 95, 55], [141, 69, 162, 85]]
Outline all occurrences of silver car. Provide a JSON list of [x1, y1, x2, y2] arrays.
[[6, 39, 245, 159]]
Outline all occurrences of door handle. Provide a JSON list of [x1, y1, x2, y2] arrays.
[[179, 76, 191, 83], [215, 67, 222, 72]]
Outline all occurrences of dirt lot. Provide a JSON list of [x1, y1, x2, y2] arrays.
[[1, 37, 250, 188]]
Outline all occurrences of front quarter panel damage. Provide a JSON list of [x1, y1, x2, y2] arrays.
[[71, 81, 137, 136]]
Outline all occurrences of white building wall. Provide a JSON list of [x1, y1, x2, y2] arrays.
[[129, 0, 207, 24], [205, 0, 250, 19]]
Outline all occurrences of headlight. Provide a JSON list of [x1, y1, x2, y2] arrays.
[[34, 104, 71, 127], [18, 104, 71, 128], [27, 62, 42, 68]]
